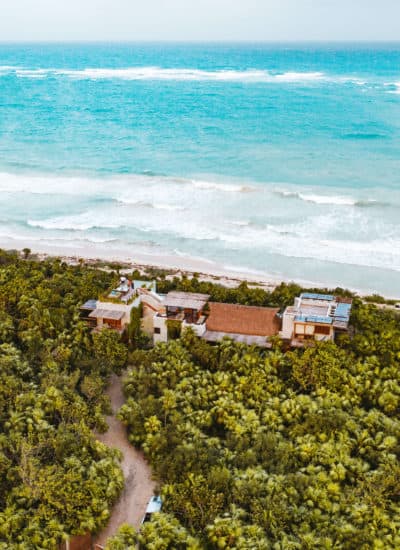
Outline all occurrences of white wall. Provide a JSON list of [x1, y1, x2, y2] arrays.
[[280, 310, 295, 339], [153, 315, 169, 344], [182, 320, 206, 337]]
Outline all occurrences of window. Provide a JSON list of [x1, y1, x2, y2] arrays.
[[154, 327, 161, 334], [104, 318, 122, 329], [315, 325, 330, 335]]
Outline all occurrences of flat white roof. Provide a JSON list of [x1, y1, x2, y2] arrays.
[[164, 291, 210, 310], [89, 308, 125, 321]]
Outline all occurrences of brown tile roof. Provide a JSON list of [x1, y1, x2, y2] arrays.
[[206, 302, 281, 337]]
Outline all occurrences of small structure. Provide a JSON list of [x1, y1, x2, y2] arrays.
[[203, 302, 281, 347], [153, 291, 210, 343], [79, 299, 98, 328], [280, 292, 352, 346], [80, 278, 159, 334], [141, 495, 162, 524]]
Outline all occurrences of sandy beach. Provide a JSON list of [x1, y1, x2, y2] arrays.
[[1, 238, 398, 300]]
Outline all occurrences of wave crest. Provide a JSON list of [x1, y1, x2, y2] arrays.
[[0, 65, 365, 85], [27, 214, 122, 231], [276, 190, 385, 208]]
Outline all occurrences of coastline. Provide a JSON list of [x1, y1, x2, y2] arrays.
[[1, 238, 398, 300]]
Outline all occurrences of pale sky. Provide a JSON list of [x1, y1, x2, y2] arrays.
[[1, 0, 400, 42]]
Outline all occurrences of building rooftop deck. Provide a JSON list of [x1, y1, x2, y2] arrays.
[[295, 314, 333, 325], [301, 292, 335, 302], [89, 308, 125, 321], [164, 291, 210, 310], [80, 299, 98, 311]]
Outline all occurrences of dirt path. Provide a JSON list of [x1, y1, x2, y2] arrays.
[[94, 374, 155, 547]]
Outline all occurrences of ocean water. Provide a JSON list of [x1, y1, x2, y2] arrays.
[[0, 43, 400, 295]]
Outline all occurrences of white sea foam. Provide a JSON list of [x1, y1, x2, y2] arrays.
[[274, 71, 325, 82], [231, 220, 251, 227], [0, 65, 19, 72], [3, 170, 400, 276], [152, 203, 185, 211], [278, 190, 357, 205], [0, 172, 106, 196], [216, 219, 400, 271], [297, 193, 356, 206], [16, 69, 48, 79], [17, 207, 400, 272], [54, 67, 330, 83], [0, 65, 366, 86], [189, 179, 255, 193], [115, 197, 185, 211], [27, 213, 122, 231], [276, 189, 382, 207]]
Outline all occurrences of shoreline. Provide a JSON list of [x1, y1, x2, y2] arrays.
[[2, 239, 399, 300]]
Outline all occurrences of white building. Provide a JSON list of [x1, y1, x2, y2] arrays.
[[153, 291, 209, 344], [81, 278, 161, 333], [280, 293, 352, 345]]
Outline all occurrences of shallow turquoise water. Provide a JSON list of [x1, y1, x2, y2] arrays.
[[0, 43, 400, 294]]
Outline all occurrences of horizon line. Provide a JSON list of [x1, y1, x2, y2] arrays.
[[1, 39, 400, 44]]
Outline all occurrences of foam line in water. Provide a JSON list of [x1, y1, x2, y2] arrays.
[[24, 204, 400, 272], [188, 179, 255, 193], [27, 214, 123, 231], [0, 172, 253, 197], [276, 189, 385, 207], [0, 65, 366, 85]]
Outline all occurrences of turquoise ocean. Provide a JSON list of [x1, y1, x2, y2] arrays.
[[0, 43, 400, 295]]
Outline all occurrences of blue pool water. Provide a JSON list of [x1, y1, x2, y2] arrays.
[[0, 43, 399, 294]]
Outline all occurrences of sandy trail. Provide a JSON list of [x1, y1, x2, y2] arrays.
[[94, 374, 155, 547]]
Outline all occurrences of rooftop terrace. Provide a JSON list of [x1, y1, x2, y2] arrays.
[[102, 278, 157, 305], [163, 291, 210, 311], [293, 293, 352, 328]]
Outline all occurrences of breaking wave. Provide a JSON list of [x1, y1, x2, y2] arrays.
[[0, 171, 253, 197], [115, 198, 186, 211], [0, 65, 366, 85], [276, 190, 386, 208], [2, 169, 400, 280], [23, 204, 400, 272], [27, 215, 123, 231], [188, 179, 255, 193]]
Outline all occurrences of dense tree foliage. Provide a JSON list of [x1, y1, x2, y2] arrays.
[[0, 250, 126, 548], [120, 302, 400, 549], [156, 274, 354, 309], [1, 249, 399, 548]]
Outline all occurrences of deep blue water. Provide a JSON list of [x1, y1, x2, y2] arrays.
[[0, 43, 400, 294]]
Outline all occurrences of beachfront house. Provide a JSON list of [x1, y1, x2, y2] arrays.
[[203, 302, 281, 347], [152, 292, 282, 347], [82, 284, 353, 349], [80, 277, 160, 333], [280, 292, 352, 346], [153, 291, 210, 343]]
